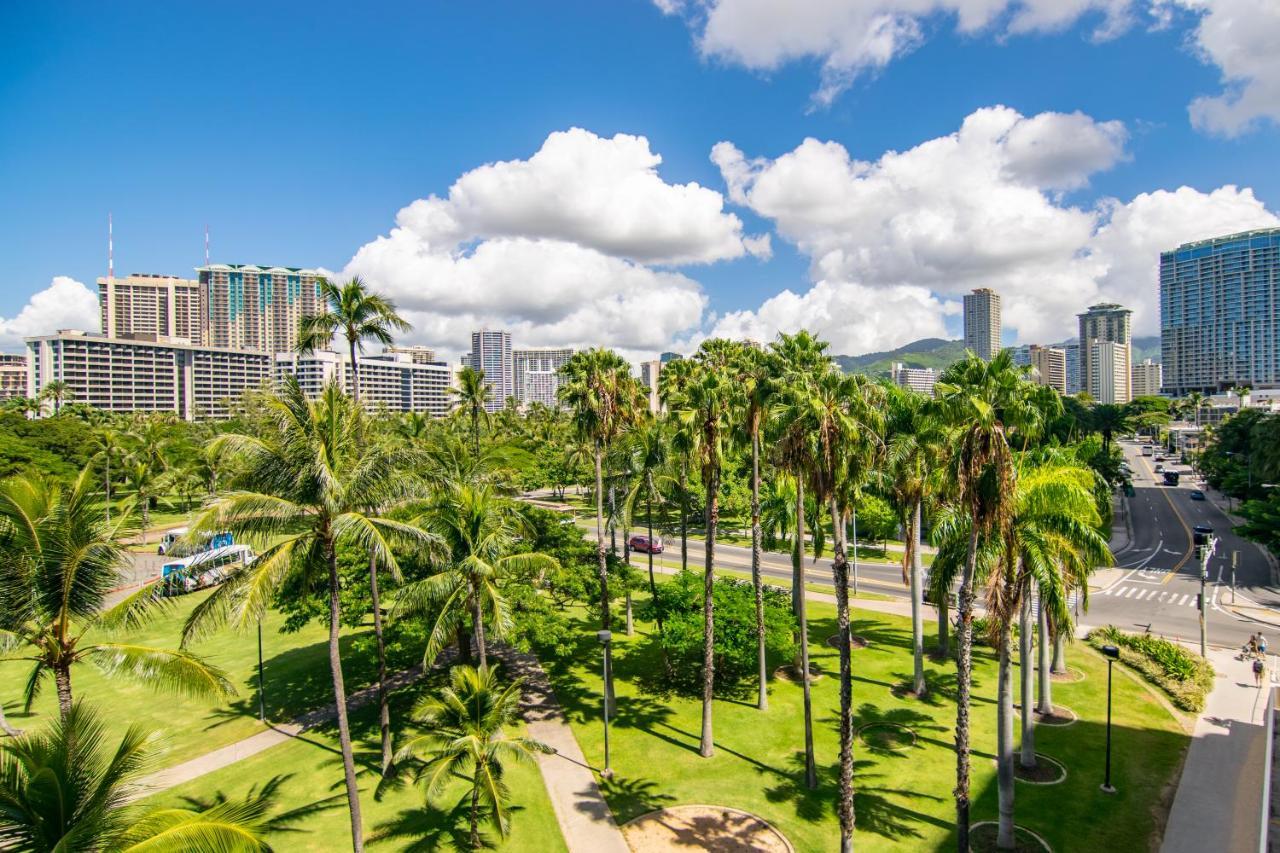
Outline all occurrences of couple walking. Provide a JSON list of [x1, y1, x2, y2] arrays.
[[1248, 633, 1269, 687]]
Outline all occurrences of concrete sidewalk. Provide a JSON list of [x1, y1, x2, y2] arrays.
[[1161, 646, 1271, 853]]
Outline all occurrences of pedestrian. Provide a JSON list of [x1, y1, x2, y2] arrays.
[[1254, 657, 1266, 688], [1261, 634, 1269, 656], [1249, 634, 1259, 656]]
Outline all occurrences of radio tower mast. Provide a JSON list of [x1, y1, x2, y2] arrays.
[[204, 224, 210, 267], [108, 212, 114, 280]]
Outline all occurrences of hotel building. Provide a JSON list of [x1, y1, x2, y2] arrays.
[[514, 347, 573, 409], [1079, 303, 1132, 404], [99, 274, 203, 342], [963, 288, 1002, 360], [196, 264, 325, 354], [470, 330, 514, 412], [274, 350, 453, 416]]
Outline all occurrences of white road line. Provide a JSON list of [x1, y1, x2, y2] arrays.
[[1136, 589, 1150, 600], [1178, 594, 1188, 605], [1125, 587, 1137, 598]]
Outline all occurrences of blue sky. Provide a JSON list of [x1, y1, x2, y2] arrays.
[[1, 0, 1277, 357]]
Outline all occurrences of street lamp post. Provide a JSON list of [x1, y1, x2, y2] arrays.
[[1193, 530, 1217, 658], [1101, 644, 1120, 794], [597, 629, 613, 780], [257, 620, 266, 722]]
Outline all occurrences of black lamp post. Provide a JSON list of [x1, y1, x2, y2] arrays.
[[257, 619, 266, 722], [1101, 644, 1120, 794], [597, 629, 613, 780]]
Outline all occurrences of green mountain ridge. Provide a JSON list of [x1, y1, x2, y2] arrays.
[[835, 335, 1162, 378]]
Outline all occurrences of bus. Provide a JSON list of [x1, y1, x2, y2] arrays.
[[158, 528, 233, 556], [161, 544, 255, 596], [1142, 445, 1154, 457], [1163, 471, 1181, 486]]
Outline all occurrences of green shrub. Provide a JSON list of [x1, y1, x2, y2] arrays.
[[1087, 625, 1214, 712]]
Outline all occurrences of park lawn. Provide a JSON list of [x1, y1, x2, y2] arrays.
[[147, 681, 567, 852], [542, 591, 1189, 852], [0, 589, 427, 770]]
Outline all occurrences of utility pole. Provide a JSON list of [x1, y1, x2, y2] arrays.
[[1232, 550, 1238, 605]]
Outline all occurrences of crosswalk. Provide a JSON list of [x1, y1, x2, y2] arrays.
[[1097, 585, 1199, 607]]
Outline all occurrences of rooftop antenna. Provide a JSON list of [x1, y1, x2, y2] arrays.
[[204, 223, 210, 267], [108, 212, 114, 280]]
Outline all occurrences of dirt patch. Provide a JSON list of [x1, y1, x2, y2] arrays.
[[774, 664, 823, 684], [1048, 667, 1085, 683], [826, 633, 869, 649], [1013, 704, 1078, 727], [969, 822, 1052, 852], [1014, 754, 1067, 785], [621, 805, 793, 852], [857, 722, 916, 752]]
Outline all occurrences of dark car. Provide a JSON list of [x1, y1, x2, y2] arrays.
[[629, 535, 664, 554], [1189, 490, 1206, 501]]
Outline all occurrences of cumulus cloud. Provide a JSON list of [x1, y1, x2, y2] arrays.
[[0, 276, 99, 350], [1180, 0, 1280, 135], [712, 105, 1277, 349]]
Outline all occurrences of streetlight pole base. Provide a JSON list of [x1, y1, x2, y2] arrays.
[[1100, 784, 1117, 795], [600, 768, 614, 781]]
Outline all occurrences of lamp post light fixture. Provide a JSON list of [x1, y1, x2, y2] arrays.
[[1101, 643, 1120, 794], [597, 629, 613, 780]]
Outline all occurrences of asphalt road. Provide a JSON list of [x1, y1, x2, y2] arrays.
[[1085, 439, 1277, 650]]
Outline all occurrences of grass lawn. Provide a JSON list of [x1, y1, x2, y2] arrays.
[[0, 590, 429, 770], [147, 677, 567, 852], [540, 588, 1189, 852]]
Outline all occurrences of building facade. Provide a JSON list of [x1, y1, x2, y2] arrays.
[[470, 330, 514, 412], [1063, 342, 1082, 395], [1160, 227, 1280, 395], [963, 288, 1002, 360], [1131, 359, 1164, 398], [890, 362, 938, 396], [26, 331, 272, 420], [274, 350, 453, 416], [382, 345, 437, 364], [514, 347, 572, 409], [639, 359, 662, 413], [1028, 345, 1067, 394], [196, 264, 324, 354], [98, 274, 203, 343], [0, 353, 27, 402], [1078, 303, 1132, 403]]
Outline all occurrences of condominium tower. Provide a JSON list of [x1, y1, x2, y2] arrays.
[[639, 359, 662, 413], [98, 274, 203, 342], [514, 347, 573, 408], [1078, 303, 1132, 404], [1131, 359, 1164, 398], [470, 330, 514, 412], [1028, 345, 1067, 394], [963, 288, 1002, 360], [275, 350, 453, 416], [0, 354, 27, 402], [196, 264, 324, 354], [1160, 227, 1280, 395]]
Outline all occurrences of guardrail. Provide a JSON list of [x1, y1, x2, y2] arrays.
[[1263, 684, 1277, 853]]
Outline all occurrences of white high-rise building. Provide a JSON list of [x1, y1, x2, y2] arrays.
[[469, 330, 513, 412], [196, 264, 325, 354], [1028, 345, 1067, 394], [1089, 341, 1131, 404], [98, 274, 203, 343], [890, 362, 937, 396], [274, 350, 453, 415], [963, 288, 1002, 360], [0, 353, 27, 402], [514, 348, 573, 409], [1078, 303, 1132, 403], [1131, 359, 1164, 398]]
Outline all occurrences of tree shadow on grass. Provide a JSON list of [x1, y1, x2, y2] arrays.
[[837, 702, 950, 758], [370, 796, 512, 851], [888, 666, 995, 708], [600, 774, 676, 823]]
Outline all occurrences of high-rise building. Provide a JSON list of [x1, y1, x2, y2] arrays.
[[1063, 342, 1082, 394], [660, 351, 683, 364], [963, 288, 1002, 360], [1131, 359, 1164, 398], [1028, 345, 1067, 394], [275, 350, 453, 416], [1160, 227, 1280, 395], [890, 362, 937, 396], [26, 330, 272, 420], [98, 274, 203, 343], [0, 353, 27, 401], [514, 347, 573, 408], [470, 330, 513, 412], [1088, 341, 1130, 404], [1010, 345, 1031, 368], [1078, 303, 1132, 403], [196, 264, 324, 354], [639, 359, 662, 413]]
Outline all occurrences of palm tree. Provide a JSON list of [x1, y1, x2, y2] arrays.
[[659, 357, 697, 572], [933, 349, 1038, 850], [297, 274, 411, 406], [2, 396, 41, 418], [119, 452, 165, 546], [671, 339, 738, 758], [622, 418, 671, 635], [452, 366, 493, 455], [1089, 403, 1132, 455], [38, 380, 73, 416], [90, 426, 126, 523], [181, 379, 433, 853], [395, 666, 550, 851], [0, 701, 286, 851], [0, 468, 235, 719], [397, 480, 557, 670]]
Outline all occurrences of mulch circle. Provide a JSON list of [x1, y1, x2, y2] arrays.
[[1047, 667, 1085, 683], [621, 805, 794, 853], [1014, 753, 1067, 785], [968, 822, 1053, 852], [826, 633, 869, 650], [1013, 704, 1078, 727], [857, 722, 917, 752], [774, 664, 824, 684]]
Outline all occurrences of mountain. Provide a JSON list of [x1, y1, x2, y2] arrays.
[[1131, 335, 1161, 364], [834, 338, 966, 378]]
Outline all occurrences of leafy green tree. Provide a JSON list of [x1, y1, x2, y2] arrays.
[[395, 666, 550, 851]]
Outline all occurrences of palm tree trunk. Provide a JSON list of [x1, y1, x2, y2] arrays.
[[470, 777, 481, 850], [751, 430, 767, 712], [938, 593, 950, 658], [1019, 591, 1036, 769], [680, 458, 688, 572], [996, 626, 1016, 850], [646, 490, 663, 634], [796, 478, 817, 789], [457, 626, 473, 666], [104, 454, 111, 524], [368, 553, 393, 776], [625, 589, 634, 636], [955, 522, 979, 851], [830, 496, 855, 853], [1038, 597, 1053, 714], [54, 663, 73, 719], [140, 496, 150, 545], [699, 461, 719, 758], [0, 700, 19, 736], [594, 445, 615, 714], [850, 506, 858, 597], [1052, 625, 1067, 674], [910, 500, 926, 696], [349, 339, 362, 405], [472, 590, 488, 670], [327, 539, 365, 852]]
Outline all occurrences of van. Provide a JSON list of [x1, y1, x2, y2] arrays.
[[157, 527, 189, 556]]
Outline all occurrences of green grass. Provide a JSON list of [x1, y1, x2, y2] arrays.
[[540, 595, 1189, 852]]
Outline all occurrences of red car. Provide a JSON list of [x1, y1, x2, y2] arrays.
[[629, 535, 664, 554]]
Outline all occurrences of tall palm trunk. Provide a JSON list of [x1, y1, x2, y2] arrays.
[[679, 457, 688, 572], [830, 496, 855, 853], [955, 523, 979, 851], [469, 776, 481, 850], [750, 430, 767, 711], [456, 626, 473, 666], [368, 554, 393, 775], [938, 593, 950, 657], [1052, 624, 1067, 674], [327, 537, 364, 852], [910, 500, 926, 695], [646, 490, 663, 634], [54, 662, 73, 720], [594, 445, 615, 713], [1019, 591, 1036, 769], [850, 506, 858, 597], [104, 454, 111, 524], [1038, 594, 1053, 714], [699, 461, 719, 758], [996, 627, 1016, 850], [796, 478, 817, 789], [620, 487, 633, 636], [472, 588, 488, 669]]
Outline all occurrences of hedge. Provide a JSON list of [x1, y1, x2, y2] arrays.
[[1086, 625, 1215, 712]]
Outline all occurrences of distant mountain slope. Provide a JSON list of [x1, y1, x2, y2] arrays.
[[834, 338, 966, 378], [1131, 335, 1161, 364]]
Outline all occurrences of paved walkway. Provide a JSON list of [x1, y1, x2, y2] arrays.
[[1161, 645, 1271, 853]]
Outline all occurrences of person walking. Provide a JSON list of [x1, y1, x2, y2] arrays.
[[1254, 656, 1266, 688], [1249, 634, 1259, 657], [1260, 634, 1269, 657]]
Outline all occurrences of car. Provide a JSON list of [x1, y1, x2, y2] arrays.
[[1190, 490, 1206, 501], [1155, 455, 1165, 462], [1154, 463, 1164, 473], [629, 534, 664, 554]]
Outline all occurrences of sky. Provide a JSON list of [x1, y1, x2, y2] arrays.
[[1, 0, 1278, 360]]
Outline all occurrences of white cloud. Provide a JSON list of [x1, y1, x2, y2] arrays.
[[1180, 0, 1280, 135], [664, 0, 1142, 106], [712, 105, 1278, 350], [0, 276, 99, 350]]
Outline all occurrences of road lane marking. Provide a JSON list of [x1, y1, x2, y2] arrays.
[[1132, 452, 1196, 585], [1125, 588, 1137, 598], [1178, 594, 1188, 605]]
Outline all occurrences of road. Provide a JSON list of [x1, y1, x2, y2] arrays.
[[1085, 439, 1277, 650]]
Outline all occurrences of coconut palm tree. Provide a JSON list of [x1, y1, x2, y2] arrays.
[[396, 480, 557, 670], [297, 274, 411, 406], [395, 665, 550, 851], [90, 426, 126, 524], [181, 379, 433, 853], [658, 357, 697, 572], [1089, 404, 1132, 455], [452, 367, 493, 456], [622, 418, 671, 635], [0, 701, 289, 851], [0, 468, 235, 720]]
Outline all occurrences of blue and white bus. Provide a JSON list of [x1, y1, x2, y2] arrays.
[[161, 544, 256, 595]]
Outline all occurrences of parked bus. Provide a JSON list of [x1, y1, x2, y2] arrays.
[[161, 544, 255, 596], [158, 528, 233, 556]]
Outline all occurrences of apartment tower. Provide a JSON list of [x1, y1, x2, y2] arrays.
[[196, 264, 324, 354], [470, 330, 514, 412], [514, 347, 573, 409], [1078, 303, 1132, 404], [98, 274, 203, 342], [1028, 345, 1068, 394], [1131, 359, 1164, 398], [963, 288, 1002, 360]]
